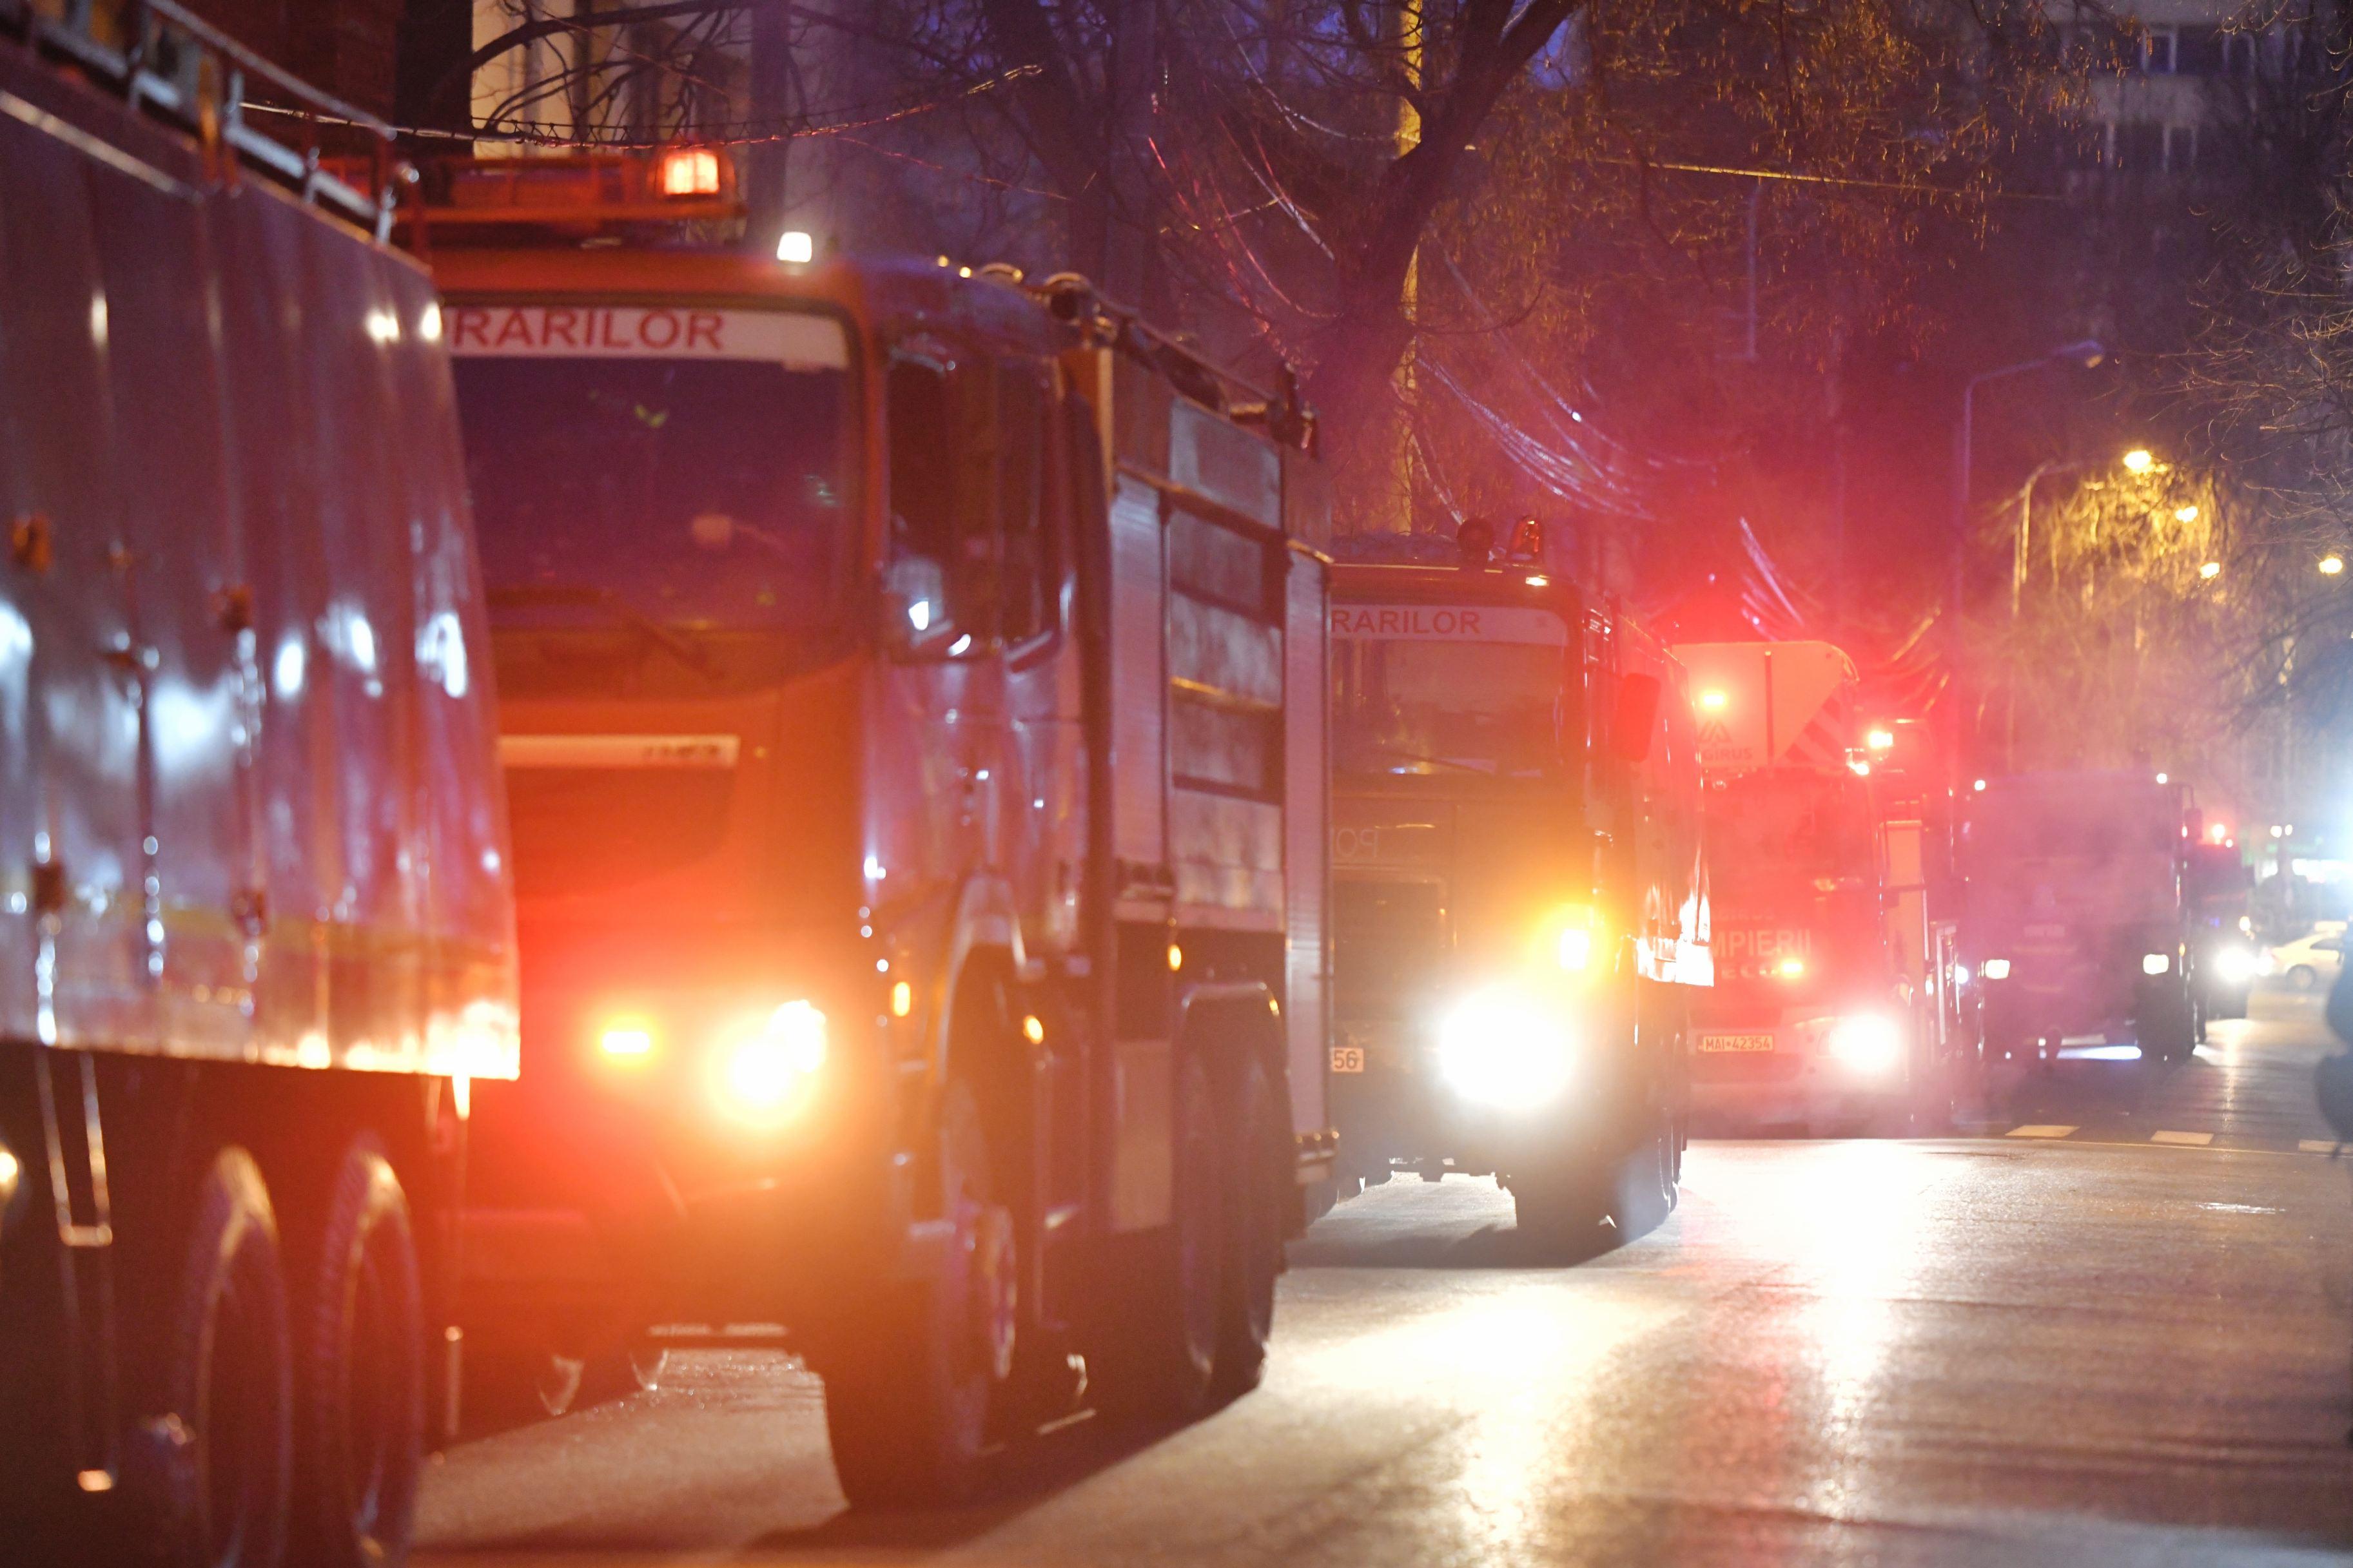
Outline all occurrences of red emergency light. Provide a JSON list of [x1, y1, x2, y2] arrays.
[[408, 148, 747, 237]]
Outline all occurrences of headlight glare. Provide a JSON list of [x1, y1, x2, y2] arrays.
[[1824, 1014, 1903, 1076], [598, 1018, 656, 1060], [1981, 958, 2011, 981], [2142, 952, 2171, 976], [2214, 945, 2256, 983], [723, 1000, 827, 1115], [1436, 989, 1575, 1107]]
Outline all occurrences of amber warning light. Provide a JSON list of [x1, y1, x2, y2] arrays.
[[659, 148, 722, 198]]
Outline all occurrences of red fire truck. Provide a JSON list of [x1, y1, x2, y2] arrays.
[[1674, 642, 1956, 1132], [0, 8, 517, 1566], [419, 156, 1334, 1503], [1327, 527, 1708, 1245]]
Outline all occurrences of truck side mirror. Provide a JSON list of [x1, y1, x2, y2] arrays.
[[1612, 673, 1662, 763]]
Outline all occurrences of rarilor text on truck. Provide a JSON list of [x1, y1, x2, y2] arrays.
[[420, 155, 1334, 1503], [0, 8, 518, 1566]]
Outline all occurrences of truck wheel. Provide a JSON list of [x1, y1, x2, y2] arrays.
[[1099, 1052, 1223, 1424], [2140, 993, 2196, 1065], [1508, 1162, 1610, 1255], [824, 1078, 1012, 1507], [1213, 1054, 1284, 1399], [295, 1139, 424, 1568], [2290, 964, 2319, 992], [162, 1148, 293, 1568], [1612, 1111, 1675, 1241]]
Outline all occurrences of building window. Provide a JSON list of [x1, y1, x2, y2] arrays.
[[2112, 120, 2165, 171], [2176, 25, 2225, 74], [2140, 25, 2177, 73], [2163, 123, 2197, 173]]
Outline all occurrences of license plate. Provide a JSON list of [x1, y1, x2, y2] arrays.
[[1331, 1046, 1366, 1073], [1698, 1032, 1775, 1053]]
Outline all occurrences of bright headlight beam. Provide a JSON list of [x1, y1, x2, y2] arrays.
[[1825, 1014, 1902, 1076], [1436, 989, 1575, 1107], [2142, 953, 2171, 976], [1982, 958, 2011, 980], [725, 1000, 828, 1112]]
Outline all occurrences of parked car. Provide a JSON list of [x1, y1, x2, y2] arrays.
[[2264, 925, 2347, 991]]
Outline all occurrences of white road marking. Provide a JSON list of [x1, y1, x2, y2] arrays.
[[2006, 1125, 2079, 1138], [2301, 1139, 2341, 1155], [2150, 1130, 2215, 1147]]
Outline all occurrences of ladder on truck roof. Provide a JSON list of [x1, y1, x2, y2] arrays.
[[1, 0, 402, 238]]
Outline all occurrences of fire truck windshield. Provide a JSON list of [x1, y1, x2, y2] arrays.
[[453, 353, 849, 632], [1707, 770, 1874, 894], [1333, 631, 1567, 780], [1966, 794, 2177, 868]]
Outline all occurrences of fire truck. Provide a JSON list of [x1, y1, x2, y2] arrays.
[[1962, 773, 2202, 1066], [417, 155, 1334, 1503], [1327, 525, 1708, 1245], [0, 7, 517, 1566], [1672, 642, 1957, 1132]]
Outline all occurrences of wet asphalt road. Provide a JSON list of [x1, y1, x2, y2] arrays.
[[418, 990, 2353, 1566]]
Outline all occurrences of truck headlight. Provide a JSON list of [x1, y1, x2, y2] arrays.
[[719, 1000, 828, 1117], [2214, 945, 2256, 983], [1824, 1014, 1902, 1076], [2142, 953, 2171, 976], [1436, 989, 1575, 1107], [1981, 958, 2011, 981]]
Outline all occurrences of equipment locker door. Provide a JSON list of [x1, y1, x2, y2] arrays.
[[0, 102, 155, 1050]]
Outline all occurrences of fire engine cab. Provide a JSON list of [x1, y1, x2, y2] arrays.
[[416, 152, 1335, 1504], [1327, 524, 1707, 1246]]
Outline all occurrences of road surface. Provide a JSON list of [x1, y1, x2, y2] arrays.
[[418, 990, 2353, 1565]]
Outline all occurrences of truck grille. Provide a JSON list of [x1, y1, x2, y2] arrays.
[[1334, 878, 1446, 1015]]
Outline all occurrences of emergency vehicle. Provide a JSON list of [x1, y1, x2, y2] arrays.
[[0, 7, 517, 1565], [1962, 773, 2202, 1066], [2187, 832, 2255, 1023], [1327, 525, 1707, 1244], [418, 153, 1334, 1503], [1673, 642, 1955, 1132]]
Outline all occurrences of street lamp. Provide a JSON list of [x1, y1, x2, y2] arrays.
[[1953, 342, 2106, 636], [2323, 556, 2345, 576], [2122, 447, 2154, 474], [2200, 561, 2221, 579]]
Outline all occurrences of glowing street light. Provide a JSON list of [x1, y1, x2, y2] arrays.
[[2199, 561, 2221, 579], [2323, 555, 2345, 576], [2122, 448, 2155, 474], [2174, 504, 2200, 523]]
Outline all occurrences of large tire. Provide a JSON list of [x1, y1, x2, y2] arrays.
[[1213, 1054, 1284, 1400], [1098, 1052, 1223, 1424], [824, 1078, 1015, 1508], [1612, 1110, 1676, 1241], [295, 1139, 424, 1568], [2140, 989, 2197, 1064], [2290, 964, 2320, 992], [162, 1148, 293, 1568], [1508, 1159, 1611, 1255]]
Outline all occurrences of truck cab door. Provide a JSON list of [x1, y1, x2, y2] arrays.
[[1003, 366, 1084, 956], [882, 352, 1000, 887]]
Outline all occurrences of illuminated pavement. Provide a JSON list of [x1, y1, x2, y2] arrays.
[[418, 989, 2353, 1565]]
